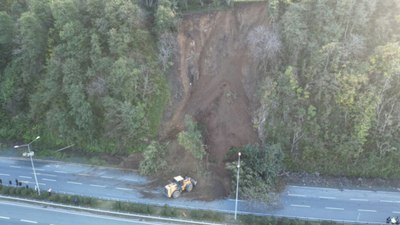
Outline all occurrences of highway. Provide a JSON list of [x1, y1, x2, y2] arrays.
[[0, 156, 397, 224], [0, 200, 188, 225]]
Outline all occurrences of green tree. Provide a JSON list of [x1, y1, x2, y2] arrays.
[[226, 144, 284, 201], [139, 141, 167, 175], [154, 0, 178, 34], [0, 11, 13, 71], [102, 97, 147, 152], [368, 42, 400, 156], [178, 115, 206, 160]]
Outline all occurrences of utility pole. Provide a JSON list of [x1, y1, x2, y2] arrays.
[[14, 136, 41, 195], [234, 152, 241, 220]]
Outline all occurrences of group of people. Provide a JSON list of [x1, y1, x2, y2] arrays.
[[0, 178, 23, 187], [0, 178, 51, 195], [387, 216, 400, 224]]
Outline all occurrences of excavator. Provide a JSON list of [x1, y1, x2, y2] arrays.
[[164, 176, 197, 198]]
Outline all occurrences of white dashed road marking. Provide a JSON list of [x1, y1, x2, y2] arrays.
[[90, 184, 106, 188], [19, 176, 32, 179], [116, 187, 132, 191], [0, 173, 10, 176], [288, 193, 306, 197], [350, 198, 368, 201], [123, 178, 137, 182], [78, 173, 90, 176], [67, 181, 82, 185], [42, 178, 56, 182], [290, 204, 310, 208], [325, 207, 344, 210], [20, 219, 38, 224], [380, 200, 400, 203], [37, 173, 57, 177], [319, 196, 336, 200], [0, 216, 10, 220], [358, 209, 376, 212]]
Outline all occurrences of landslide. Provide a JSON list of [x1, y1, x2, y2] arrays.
[[159, 3, 268, 200]]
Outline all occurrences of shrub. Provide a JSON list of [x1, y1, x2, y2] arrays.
[[189, 209, 224, 222], [160, 204, 177, 217], [113, 201, 154, 214], [177, 115, 206, 160]]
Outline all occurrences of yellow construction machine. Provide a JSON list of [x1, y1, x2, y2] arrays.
[[164, 176, 197, 198]]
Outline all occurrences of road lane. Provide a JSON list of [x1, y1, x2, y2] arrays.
[[0, 200, 190, 225], [1, 156, 398, 224]]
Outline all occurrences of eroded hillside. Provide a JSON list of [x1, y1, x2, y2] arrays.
[[160, 3, 269, 198]]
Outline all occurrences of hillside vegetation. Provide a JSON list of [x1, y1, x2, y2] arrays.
[[0, 0, 172, 153], [263, 0, 400, 178], [1, 0, 400, 200]]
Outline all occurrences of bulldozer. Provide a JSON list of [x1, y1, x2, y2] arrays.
[[164, 176, 197, 198]]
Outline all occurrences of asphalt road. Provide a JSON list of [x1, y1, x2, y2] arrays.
[[0, 156, 397, 224], [0, 200, 184, 225]]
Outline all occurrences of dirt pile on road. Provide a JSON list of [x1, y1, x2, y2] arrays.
[[160, 2, 269, 199]]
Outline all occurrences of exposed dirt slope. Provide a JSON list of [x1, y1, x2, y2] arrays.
[[160, 3, 269, 198]]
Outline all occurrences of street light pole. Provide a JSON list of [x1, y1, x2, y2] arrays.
[[234, 152, 241, 220], [14, 136, 41, 195]]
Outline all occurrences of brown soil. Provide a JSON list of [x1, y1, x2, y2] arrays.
[[120, 1, 400, 199], [156, 3, 269, 200], [118, 3, 271, 200]]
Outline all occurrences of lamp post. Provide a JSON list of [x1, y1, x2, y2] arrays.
[[234, 152, 241, 220], [14, 136, 41, 195]]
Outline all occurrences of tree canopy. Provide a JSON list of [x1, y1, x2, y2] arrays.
[[256, 0, 400, 177], [0, 0, 169, 153]]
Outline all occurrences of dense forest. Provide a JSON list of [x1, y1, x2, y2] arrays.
[[263, 0, 400, 178], [1, 0, 400, 200], [0, 0, 175, 153]]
